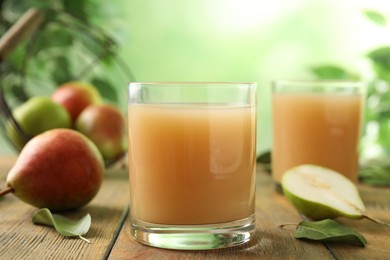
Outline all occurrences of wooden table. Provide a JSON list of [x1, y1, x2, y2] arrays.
[[1, 155, 389, 259]]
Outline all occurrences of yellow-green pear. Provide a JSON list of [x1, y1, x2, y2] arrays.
[[12, 96, 71, 137], [281, 165, 366, 220]]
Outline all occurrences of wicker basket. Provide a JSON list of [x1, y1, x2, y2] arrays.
[[0, 8, 132, 167]]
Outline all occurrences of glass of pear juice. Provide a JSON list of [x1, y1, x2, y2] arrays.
[[127, 82, 257, 250], [272, 80, 366, 192]]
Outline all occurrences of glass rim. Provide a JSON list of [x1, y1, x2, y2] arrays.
[[128, 81, 257, 86]]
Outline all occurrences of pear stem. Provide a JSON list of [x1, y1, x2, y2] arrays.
[[78, 235, 91, 244], [0, 186, 14, 197], [279, 223, 298, 229], [363, 214, 390, 226]]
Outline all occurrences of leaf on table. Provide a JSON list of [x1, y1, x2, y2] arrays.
[[32, 208, 92, 243], [295, 219, 367, 247]]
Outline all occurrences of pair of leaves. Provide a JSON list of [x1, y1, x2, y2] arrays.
[[282, 219, 367, 247], [32, 208, 92, 243]]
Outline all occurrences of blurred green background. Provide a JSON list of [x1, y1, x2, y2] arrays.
[[1, 0, 389, 158]]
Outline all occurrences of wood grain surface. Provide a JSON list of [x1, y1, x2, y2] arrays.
[[1, 156, 390, 259], [0, 156, 129, 259]]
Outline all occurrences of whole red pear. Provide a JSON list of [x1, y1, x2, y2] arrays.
[[75, 104, 127, 161], [4, 129, 104, 211], [52, 81, 102, 123]]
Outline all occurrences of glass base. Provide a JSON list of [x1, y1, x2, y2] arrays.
[[130, 214, 256, 250]]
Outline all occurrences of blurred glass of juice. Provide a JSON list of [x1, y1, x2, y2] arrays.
[[272, 80, 365, 189]]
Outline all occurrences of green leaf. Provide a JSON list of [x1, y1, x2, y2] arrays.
[[91, 77, 118, 103], [50, 56, 73, 85], [32, 208, 92, 243], [364, 10, 387, 26], [377, 120, 390, 151], [34, 24, 74, 51], [310, 65, 356, 80], [257, 150, 272, 173], [64, 0, 88, 22], [360, 157, 390, 186], [295, 219, 367, 247], [367, 47, 390, 82]]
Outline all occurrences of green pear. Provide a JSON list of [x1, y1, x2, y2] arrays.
[[75, 104, 127, 162], [0, 129, 104, 211], [281, 164, 366, 220], [12, 96, 71, 138]]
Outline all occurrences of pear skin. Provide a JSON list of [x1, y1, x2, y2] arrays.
[[75, 104, 127, 161], [5, 129, 104, 211], [13, 96, 71, 137], [52, 81, 102, 123]]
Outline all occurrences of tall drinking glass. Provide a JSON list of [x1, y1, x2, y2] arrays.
[[128, 82, 257, 250], [272, 80, 366, 191]]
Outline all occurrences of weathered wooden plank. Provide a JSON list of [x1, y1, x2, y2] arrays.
[[108, 166, 334, 259], [3, 155, 390, 259], [325, 184, 390, 259], [0, 157, 129, 260]]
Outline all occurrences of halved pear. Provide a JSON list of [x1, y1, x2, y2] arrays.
[[281, 165, 366, 220]]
